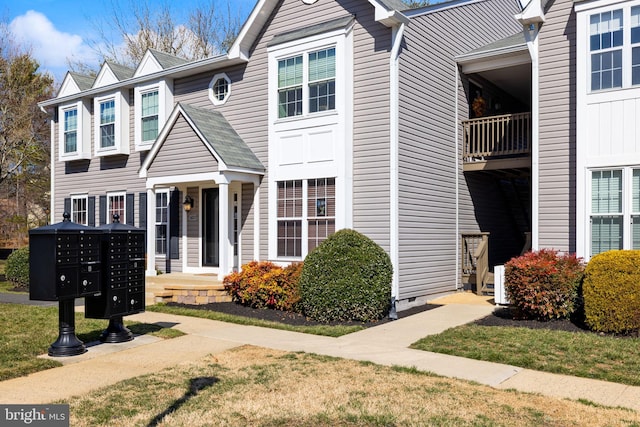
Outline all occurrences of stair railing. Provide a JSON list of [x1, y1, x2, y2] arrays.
[[473, 235, 490, 295], [461, 232, 490, 294]]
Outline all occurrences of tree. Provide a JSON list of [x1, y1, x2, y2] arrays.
[[0, 26, 54, 241], [78, 0, 243, 71], [405, 1, 431, 7]]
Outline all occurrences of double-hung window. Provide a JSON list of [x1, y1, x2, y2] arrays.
[[141, 90, 159, 143], [277, 178, 336, 258], [71, 195, 88, 225], [588, 4, 640, 91], [108, 192, 126, 224], [63, 109, 78, 154], [99, 99, 116, 148], [155, 191, 169, 255], [277, 47, 336, 118]]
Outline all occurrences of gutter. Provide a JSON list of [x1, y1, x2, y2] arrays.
[[389, 21, 405, 317]]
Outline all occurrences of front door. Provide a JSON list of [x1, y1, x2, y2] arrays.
[[202, 188, 219, 267]]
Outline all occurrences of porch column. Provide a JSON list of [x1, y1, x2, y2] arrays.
[[146, 188, 156, 276], [218, 181, 230, 280], [253, 179, 260, 262]]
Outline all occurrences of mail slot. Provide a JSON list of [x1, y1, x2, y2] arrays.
[[29, 214, 103, 301], [85, 215, 146, 319]]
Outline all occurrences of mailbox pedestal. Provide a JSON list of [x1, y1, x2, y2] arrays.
[[85, 215, 146, 343], [29, 213, 103, 356]]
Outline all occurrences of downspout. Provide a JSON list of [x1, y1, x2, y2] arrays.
[[524, 23, 540, 251], [389, 22, 405, 319], [454, 66, 460, 290], [40, 105, 54, 224]]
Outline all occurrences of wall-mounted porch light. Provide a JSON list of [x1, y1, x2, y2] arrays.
[[183, 195, 194, 212]]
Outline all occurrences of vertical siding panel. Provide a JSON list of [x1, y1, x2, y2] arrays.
[[538, 0, 575, 252], [241, 182, 255, 264], [399, 0, 522, 298]]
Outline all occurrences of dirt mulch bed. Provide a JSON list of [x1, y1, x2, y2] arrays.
[[166, 301, 441, 328]]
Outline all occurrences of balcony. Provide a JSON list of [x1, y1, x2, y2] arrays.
[[462, 112, 531, 172]]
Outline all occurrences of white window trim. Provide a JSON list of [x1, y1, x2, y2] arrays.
[[107, 191, 127, 224], [94, 91, 130, 157], [134, 80, 172, 151], [155, 189, 169, 257], [58, 100, 90, 161], [208, 73, 232, 106], [267, 21, 354, 261], [71, 194, 88, 226]]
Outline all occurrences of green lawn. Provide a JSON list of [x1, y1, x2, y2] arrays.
[[411, 324, 640, 386], [0, 303, 182, 381]]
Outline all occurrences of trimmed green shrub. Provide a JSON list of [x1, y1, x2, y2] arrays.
[[223, 261, 303, 311], [583, 250, 640, 334], [504, 249, 584, 320], [6, 246, 29, 288], [299, 229, 392, 322]]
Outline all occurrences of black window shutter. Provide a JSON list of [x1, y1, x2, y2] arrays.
[[169, 189, 180, 259], [139, 193, 147, 229], [64, 198, 71, 218], [88, 196, 96, 227], [99, 195, 107, 225], [126, 193, 135, 225]]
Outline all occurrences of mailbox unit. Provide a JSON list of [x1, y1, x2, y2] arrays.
[[85, 217, 146, 318], [29, 215, 103, 301]]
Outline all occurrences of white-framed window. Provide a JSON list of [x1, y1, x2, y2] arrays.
[[141, 90, 159, 143], [58, 100, 90, 161], [108, 192, 126, 224], [276, 178, 336, 258], [277, 47, 336, 118], [208, 73, 231, 106], [94, 92, 129, 156], [587, 3, 640, 92], [99, 98, 116, 148], [589, 167, 640, 256], [71, 195, 88, 226], [63, 108, 78, 154], [155, 190, 169, 255]]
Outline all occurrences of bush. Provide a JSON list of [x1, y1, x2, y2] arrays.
[[6, 246, 29, 288], [223, 261, 303, 311], [504, 249, 584, 320], [583, 250, 640, 334], [299, 229, 392, 323]]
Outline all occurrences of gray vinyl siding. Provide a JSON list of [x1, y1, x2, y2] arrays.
[[173, 0, 395, 257], [146, 114, 219, 178], [398, 0, 522, 298], [52, 89, 146, 228], [538, 0, 575, 252], [186, 186, 200, 268]]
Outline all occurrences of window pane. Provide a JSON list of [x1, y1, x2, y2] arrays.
[[592, 170, 622, 214], [101, 123, 115, 148], [591, 51, 622, 90], [278, 56, 302, 88], [591, 215, 622, 256], [156, 225, 167, 255], [142, 116, 159, 141], [64, 109, 77, 131], [72, 197, 88, 225], [100, 100, 115, 124], [65, 132, 77, 153], [108, 194, 125, 223], [277, 220, 302, 257]]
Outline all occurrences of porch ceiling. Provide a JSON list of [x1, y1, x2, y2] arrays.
[[474, 63, 531, 105]]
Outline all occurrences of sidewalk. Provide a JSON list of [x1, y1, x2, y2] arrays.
[[1, 295, 640, 412]]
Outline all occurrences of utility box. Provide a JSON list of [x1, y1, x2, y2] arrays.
[[85, 215, 146, 318], [29, 213, 103, 301]]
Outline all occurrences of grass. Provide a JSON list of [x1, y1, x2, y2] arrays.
[[0, 303, 184, 381], [411, 324, 640, 386], [62, 345, 640, 427], [147, 303, 365, 337]]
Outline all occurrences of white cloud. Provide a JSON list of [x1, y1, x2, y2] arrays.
[[9, 10, 98, 78]]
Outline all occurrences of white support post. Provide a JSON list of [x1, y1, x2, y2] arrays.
[[146, 188, 156, 276], [218, 181, 230, 281]]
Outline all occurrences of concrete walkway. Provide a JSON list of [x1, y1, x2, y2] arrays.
[[1, 295, 640, 412]]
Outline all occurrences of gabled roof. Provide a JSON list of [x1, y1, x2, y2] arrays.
[[229, 0, 409, 61], [148, 49, 189, 69], [140, 103, 264, 178], [107, 62, 135, 80], [69, 72, 95, 91]]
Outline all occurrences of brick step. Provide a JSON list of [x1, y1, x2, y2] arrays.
[[146, 273, 232, 305]]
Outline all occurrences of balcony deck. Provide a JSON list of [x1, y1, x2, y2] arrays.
[[463, 112, 531, 172]]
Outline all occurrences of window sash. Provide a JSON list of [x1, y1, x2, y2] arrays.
[[308, 48, 335, 82], [64, 109, 78, 153], [72, 196, 88, 225], [108, 194, 125, 223], [213, 79, 228, 101], [100, 100, 116, 148]]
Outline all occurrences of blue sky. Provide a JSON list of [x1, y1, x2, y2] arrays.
[[1, 0, 257, 83]]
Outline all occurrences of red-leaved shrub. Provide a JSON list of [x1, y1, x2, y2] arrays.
[[223, 261, 303, 312], [504, 249, 584, 320]]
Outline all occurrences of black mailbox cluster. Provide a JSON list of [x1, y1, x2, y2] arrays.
[[29, 213, 146, 356], [85, 219, 146, 318]]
